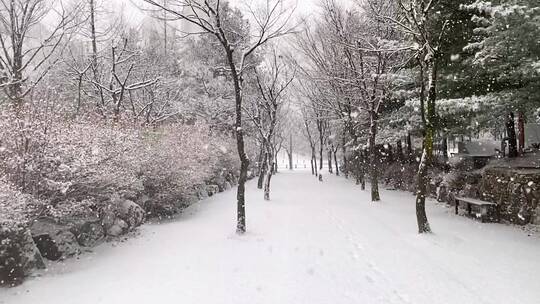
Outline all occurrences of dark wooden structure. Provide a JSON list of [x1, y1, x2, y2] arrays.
[[454, 196, 500, 223]]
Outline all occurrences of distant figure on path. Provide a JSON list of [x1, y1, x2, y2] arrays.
[[318, 174, 323, 182]]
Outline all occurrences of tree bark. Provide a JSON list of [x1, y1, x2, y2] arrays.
[[369, 110, 380, 202], [319, 144, 324, 171], [518, 111, 525, 155], [257, 152, 267, 189], [441, 135, 448, 162], [396, 139, 403, 163], [333, 145, 339, 176], [10, 46, 23, 108], [328, 149, 333, 173], [89, 0, 105, 115], [313, 148, 318, 177], [360, 150, 366, 190], [288, 133, 294, 170], [225, 49, 249, 234], [264, 150, 273, 200], [506, 112, 518, 158], [406, 132, 413, 162], [415, 57, 436, 234], [416, 148, 431, 233], [342, 135, 348, 178]]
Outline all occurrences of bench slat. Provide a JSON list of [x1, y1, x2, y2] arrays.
[[455, 196, 497, 206]]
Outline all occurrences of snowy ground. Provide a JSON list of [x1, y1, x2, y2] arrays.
[[2, 170, 540, 304]]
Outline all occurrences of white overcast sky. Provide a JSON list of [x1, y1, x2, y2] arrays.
[[115, 0, 323, 23]]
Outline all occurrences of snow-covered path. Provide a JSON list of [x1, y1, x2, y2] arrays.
[[2, 170, 540, 304]]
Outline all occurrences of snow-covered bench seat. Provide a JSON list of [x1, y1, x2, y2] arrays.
[[454, 196, 500, 223]]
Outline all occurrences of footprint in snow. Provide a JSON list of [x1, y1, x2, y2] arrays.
[[365, 275, 375, 284]]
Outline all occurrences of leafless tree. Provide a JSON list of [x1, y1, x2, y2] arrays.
[[0, 0, 83, 108], [142, 0, 296, 234], [246, 50, 294, 200], [87, 36, 158, 121], [295, 0, 408, 202]]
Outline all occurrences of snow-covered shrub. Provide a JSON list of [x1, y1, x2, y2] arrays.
[[0, 179, 43, 223], [0, 108, 240, 221]]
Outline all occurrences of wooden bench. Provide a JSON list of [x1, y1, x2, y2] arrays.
[[454, 196, 500, 223]]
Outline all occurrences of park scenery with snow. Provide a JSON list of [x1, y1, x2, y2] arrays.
[[1, 0, 540, 303]]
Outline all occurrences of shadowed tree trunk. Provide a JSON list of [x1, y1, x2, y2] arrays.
[[342, 135, 348, 178], [415, 57, 435, 234], [287, 133, 293, 170], [416, 149, 431, 233], [257, 152, 267, 189], [506, 112, 518, 158], [226, 49, 249, 234], [441, 135, 448, 162], [264, 150, 274, 200], [333, 144, 339, 176], [369, 110, 380, 202], [518, 111, 525, 155], [313, 149, 318, 177], [396, 139, 403, 163], [328, 149, 333, 173], [407, 132, 413, 162], [319, 144, 324, 171]]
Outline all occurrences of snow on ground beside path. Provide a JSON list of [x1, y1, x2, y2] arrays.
[[1, 170, 540, 304]]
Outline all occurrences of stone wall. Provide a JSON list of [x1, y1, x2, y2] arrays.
[[380, 159, 540, 225], [480, 168, 540, 224], [0, 167, 249, 286]]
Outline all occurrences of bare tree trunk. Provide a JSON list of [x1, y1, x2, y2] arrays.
[[288, 133, 293, 170], [407, 132, 413, 162], [342, 135, 348, 178], [226, 51, 249, 234], [319, 144, 323, 171], [518, 111, 525, 155], [396, 139, 403, 163], [256, 145, 264, 173], [441, 135, 448, 162], [89, 0, 106, 116], [415, 58, 435, 234], [163, 0, 167, 55], [360, 150, 366, 190], [507, 112, 518, 158], [328, 149, 333, 173], [333, 145, 339, 176], [10, 49, 23, 109], [76, 74, 83, 115], [416, 148, 431, 233], [313, 149, 318, 177], [369, 111, 380, 202], [264, 150, 273, 200], [257, 152, 267, 189]]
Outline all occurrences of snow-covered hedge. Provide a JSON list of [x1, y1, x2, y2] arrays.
[[0, 109, 240, 222]]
